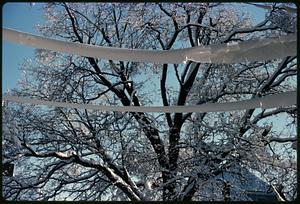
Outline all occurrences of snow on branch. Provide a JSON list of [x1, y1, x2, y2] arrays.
[[267, 137, 297, 143]]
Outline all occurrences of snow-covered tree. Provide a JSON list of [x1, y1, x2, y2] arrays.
[[2, 3, 297, 201]]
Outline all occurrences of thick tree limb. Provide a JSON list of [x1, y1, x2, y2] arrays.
[[23, 144, 144, 201], [222, 24, 279, 43], [160, 64, 173, 127]]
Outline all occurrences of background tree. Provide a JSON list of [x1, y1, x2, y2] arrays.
[[2, 2, 297, 201]]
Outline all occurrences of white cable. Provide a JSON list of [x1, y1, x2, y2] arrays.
[[2, 91, 296, 113], [3, 28, 297, 64], [245, 3, 297, 13]]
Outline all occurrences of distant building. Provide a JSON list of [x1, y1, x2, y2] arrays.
[[246, 190, 278, 201], [196, 166, 278, 201], [225, 167, 278, 201]]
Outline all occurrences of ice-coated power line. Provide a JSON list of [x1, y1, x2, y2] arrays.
[[245, 3, 297, 13], [2, 91, 296, 113], [3, 28, 297, 64]]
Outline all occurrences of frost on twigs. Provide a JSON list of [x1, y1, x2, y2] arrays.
[[268, 8, 296, 33], [35, 49, 57, 64]]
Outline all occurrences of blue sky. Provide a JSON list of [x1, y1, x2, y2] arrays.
[[2, 2, 267, 93], [2, 2, 45, 93]]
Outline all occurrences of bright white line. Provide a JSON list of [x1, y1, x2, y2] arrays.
[[3, 28, 297, 64], [2, 91, 296, 113], [245, 3, 297, 13]]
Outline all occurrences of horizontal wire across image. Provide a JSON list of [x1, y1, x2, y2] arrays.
[[3, 28, 297, 64], [3, 91, 296, 113]]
